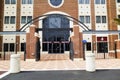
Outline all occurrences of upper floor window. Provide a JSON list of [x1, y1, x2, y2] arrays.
[[22, 0, 33, 4], [21, 16, 32, 24], [10, 16, 15, 24], [96, 16, 106, 23], [5, 0, 16, 4], [79, 0, 90, 4], [4, 16, 16, 24], [117, 0, 120, 3], [80, 16, 90, 23], [95, 0, 105, 4], [118, 15, 120, 18]]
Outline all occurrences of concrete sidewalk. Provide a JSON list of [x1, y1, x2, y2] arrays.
[[0, 59, 120, 71]]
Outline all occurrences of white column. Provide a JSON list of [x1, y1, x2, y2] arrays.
[[9, 54, 21, 73], [85, 53, 96, 72]]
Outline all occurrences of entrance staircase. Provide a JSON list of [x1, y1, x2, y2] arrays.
[[41, 53, 69, 61]]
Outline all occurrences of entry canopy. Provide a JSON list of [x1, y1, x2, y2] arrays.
[[83, 30, 120, 34]]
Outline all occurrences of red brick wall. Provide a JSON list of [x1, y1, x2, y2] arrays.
[[33, 0, 78, 26], [91, 0, 95, 30], [107, 0, 117, 30], [0, 0, 4, 51]]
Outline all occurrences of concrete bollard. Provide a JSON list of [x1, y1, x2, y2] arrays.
[[85, 53, 96, 72], [9, 54, 21, 73]]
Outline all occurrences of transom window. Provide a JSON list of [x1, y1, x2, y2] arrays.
[[95, 0, 105, 4], [79, 0, 90, 4], [43, 14, 70, 41], [5, 0, 16, 4], [117, 0, 120, 3], [22, 0, 33, 4]]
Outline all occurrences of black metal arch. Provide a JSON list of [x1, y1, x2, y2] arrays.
[[19, 14, 91, 31]]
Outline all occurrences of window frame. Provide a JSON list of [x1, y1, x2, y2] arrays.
[[4, 16, 10, 24], [11, 0, 16, 4], [96, 16, 101, 23], [102, 16, 106, 23], [10, 16, 16, 24], [5, 0, 10, 4], [21, 16, 27, 24], [86, 42, 91, 51]]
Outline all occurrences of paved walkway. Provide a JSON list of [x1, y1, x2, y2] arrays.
[[0, 54, 120, 80], [0, 57, 120, 71]]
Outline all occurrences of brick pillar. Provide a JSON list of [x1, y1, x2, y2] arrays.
[[71, 25, 82, 58], [26, 25, 38, 59], [92, 35, 96, 52], [109, 35, 118, 57], [26, 30, 30, 58], [115, 40, 120, 58]]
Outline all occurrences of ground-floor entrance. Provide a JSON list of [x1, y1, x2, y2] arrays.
[[42, 14, 70, 54], [42, 41, 69, 53]]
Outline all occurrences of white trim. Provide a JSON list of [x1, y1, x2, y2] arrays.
[[48, 0, 64, 8], [117, 49, 120, 52], [0, 72, 10, 79], [109, 50, 115, 53]]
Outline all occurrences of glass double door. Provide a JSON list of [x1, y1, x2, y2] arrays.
[[42, 14, 70, 54], [49, 42, 64, 53], [42, 41, 70, 54]]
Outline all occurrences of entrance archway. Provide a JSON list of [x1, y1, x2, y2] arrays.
[[19, 14, 90, 61], [42, 14, 70, 54]]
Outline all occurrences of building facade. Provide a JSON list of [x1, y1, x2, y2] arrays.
[[0, 0, 120, 59]]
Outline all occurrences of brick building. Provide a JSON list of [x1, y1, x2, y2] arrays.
[[0, 0, 120, 60]]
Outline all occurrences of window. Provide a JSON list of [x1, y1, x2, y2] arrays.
[[80, 16, 84, 23], [22, 0, 33, 4], [27, 16, 32, 22], [5, 0, 16, 4], [79, 0, 84, 4], [28, 0, 32, 4], [5, 0, 10, 4], [22, 0, 26, 4], [102, 16, 106, 23], [101, 0, 105, 4], [4, 43, 15, 52], [10, 43, 15, 51], [95, 0, 105, 4], [117, 0, 120, 3], [4, 43, 9, 51], [118, 15, 120, 18], [11, 0, 16, 4], [80, 16, 91, 23], [10, 16, 15, 24], [85, 0, 89, 4], [79, 0, 89, 4], [96, 16, 107, 23], [4, 16, 16, 24], [21, 16, 32, 24], [86, 42, 91, 51], [21, 43, 26, 51], [96, 16, 101, 23], [4, 16, 9, 24], [86, 16, 90, 23], [95, 0, 100, 4], [21, 16, 26, 23]]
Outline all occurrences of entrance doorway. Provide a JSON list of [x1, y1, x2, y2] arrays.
[[42, 14, 70, 54]]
